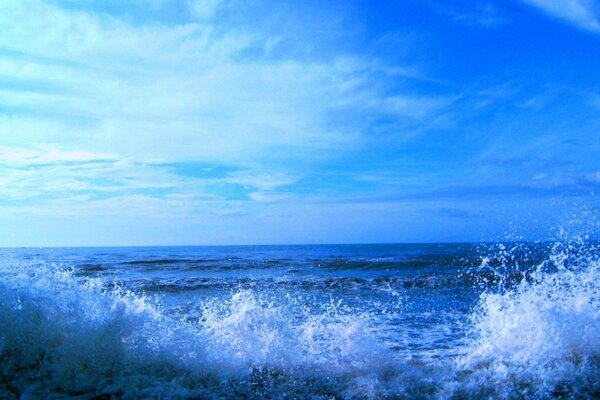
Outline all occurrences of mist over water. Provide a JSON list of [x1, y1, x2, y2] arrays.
[[0, 236, 598, 398]]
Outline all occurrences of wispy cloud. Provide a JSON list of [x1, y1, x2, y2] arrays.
[[0, 0, 442, 163], [520, 0, 600, 31], [418, 207, 479, 220], [428, 1, 506, 27], [0, 0, 454, 219], [0, 0, 598, 245], [189, 0, 223, 20], [0, 145, 116, 166]]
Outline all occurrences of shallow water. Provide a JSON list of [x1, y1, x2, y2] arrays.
[[0, 241, 598, 399]]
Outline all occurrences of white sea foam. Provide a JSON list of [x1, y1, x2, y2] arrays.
[[457, 240, 600, 398], [0, 259, 406, 399], [0, 239, 599, 399]]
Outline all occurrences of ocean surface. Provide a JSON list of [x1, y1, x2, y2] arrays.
[[0, 240, 599, 399]]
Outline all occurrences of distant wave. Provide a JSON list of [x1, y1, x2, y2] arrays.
[[117, 272, 533, 294]]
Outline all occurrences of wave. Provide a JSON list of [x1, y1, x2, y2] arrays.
[[91, 254, 476, 273], [457, 240, 600, 399], [0, 260, 411, 399], [1, 239, 599, 398], [116, 271, 537, 295], [122, 258, 195, 266]]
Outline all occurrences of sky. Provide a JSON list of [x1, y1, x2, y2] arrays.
[[0, 0, 599, 246]]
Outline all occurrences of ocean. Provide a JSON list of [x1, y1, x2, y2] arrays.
[[0, 240, 598, 399]]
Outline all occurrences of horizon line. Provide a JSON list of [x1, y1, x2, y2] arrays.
[[0, 239, 583, 250]]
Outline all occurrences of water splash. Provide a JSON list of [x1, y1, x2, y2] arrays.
[[1, 237, 599, 399], [457, 239, 600, 398], [0, 259, 409, 399]]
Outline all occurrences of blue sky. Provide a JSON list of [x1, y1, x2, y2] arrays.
[[0, 0, 599, 246]]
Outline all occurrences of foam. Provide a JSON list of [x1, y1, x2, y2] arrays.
[[458, 240, 600, 398], [0, 259, 406, 399], [1, 239, 599, 398]]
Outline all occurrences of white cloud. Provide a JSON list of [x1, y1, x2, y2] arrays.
[[0, 146, 116, 166], [430, 1, 505, 27], [0, 145, 187, 204], [248, 191, 293, 202], [227, 170, 299, 191], [588, 171, 600, 182], [0, 0, 443, 164], [520, 0, 600, 31], [0, 0, 454, 231], [189, 0, 222, 20]]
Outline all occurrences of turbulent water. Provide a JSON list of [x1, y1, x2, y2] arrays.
[[0, 240, 599, 399]]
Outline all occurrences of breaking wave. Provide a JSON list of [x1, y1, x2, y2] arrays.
[[457, 239, 600, 398], [0, 238, 599, 398], [0, 259, 410, 399]]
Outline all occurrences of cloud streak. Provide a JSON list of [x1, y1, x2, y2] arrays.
[[0, 0, 446, 164], [0, 0, 456, 221], [520, 0, 600, 31], [0, 0, 598, 245]]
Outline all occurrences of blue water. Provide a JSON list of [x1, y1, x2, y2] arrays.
[[0, 241, 598, 399]]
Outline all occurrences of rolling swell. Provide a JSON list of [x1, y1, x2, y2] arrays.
[[121, 271, 539, 295]]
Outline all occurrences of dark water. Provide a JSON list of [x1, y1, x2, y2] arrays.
[[0, 242, 598, 399]]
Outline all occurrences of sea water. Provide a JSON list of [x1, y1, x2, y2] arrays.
[[0, 240, 598, 399]]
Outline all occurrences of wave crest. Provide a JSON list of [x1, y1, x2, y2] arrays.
[[459, 240, 600, 398], [0, 260, 407, 399]]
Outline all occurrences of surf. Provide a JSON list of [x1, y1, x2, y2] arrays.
[[0, 238, 598, 399]]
